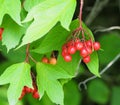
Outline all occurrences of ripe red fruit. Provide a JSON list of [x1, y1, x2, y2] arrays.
[[67, 41, 73, 47], [83, 56, 90, 63], [49, 57, 57, 65], [64, 54, 72, 62], [68, 45, 76, 54], [0, 28, 4, 40], [62, 48, 68, 56], [93, 42, 100, 51], [86, 47, 92, 54], [33, 91, 40, 99], [86, 40, 92, 47], [19, 90, 26, 100], [75, 41, 83, 50], [62, 44, 67, 50], [80, 47, 89, 57], [41, 57, 49, 63], [24, 86, 32, 93]]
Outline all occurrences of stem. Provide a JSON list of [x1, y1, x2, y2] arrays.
[[25, 43, 30, 62], [29, 54, 37, 63], [79, 0, 84, 28]]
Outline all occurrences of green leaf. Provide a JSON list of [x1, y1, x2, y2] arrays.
[[64, 80, 82, 105], [57, 52, 81, 76], [2, 16, 25, 52], [0, 0, 21, 25], [86, 52, 100, 77], [24, 0, 45, 11], [111, 87, 120, 105], [36, 62, 72, 105], [88, 79, 110, 104], [32, 23, 68, 54], [19, 0, 76, 47], [0, 62, 32, 105]]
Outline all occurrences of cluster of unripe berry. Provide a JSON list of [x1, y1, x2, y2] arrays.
[[19, 86, 40, 100], [0, 28, 4, 40], [41, 56, 57, 65], [61, 39, 100, 63]]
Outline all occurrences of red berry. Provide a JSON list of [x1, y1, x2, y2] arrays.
[[83, 56, 90, 63], [86, 47, 92, 54], [80, 47, 89, 57], [68, 45, 76, 54], [19, 90, 26, 100], [86, 40, 92, 47], [64, 54, 72, 62], [67, 41, 73, 47], [62, 48, 68, 56], [33, 91, 40, 99], [93, 42, 100, 51], [41, 57, 49, 63], [75, 41, 83, 50], [0, 28, 4, 40], [24, 86, 31, 93], [62, 44, 67, 50]]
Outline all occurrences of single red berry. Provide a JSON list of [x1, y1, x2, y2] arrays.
[[75, 41, 83, 50], [80, 47, 89, 57], [68, 45, 76, 54], [83, 56, 90, 63], [41, 57, 49, 63], [67, 41, 73, 47], [0, 28, 4, 35], [93, 42, 100, 51], [64, 54, 72, 62], [0, 28, 4, 40], [19, 90, 26, 100], [30, 88, 34, 93], [62, 48, 68, 56], [33, 91, 40, 99], [86, 40, 92, 47], [62, 44, 67, 50], [86, 47, 92, 54], [24, 86, 31, 93]]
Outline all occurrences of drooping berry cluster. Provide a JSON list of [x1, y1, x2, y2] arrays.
[[62, 39, 100, 63], [41, 56, 57, 65], [0, 28, 4, 40], [19, 86, 40, 100]]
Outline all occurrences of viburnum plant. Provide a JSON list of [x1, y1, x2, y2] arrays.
[[0, 0, 101, 105]]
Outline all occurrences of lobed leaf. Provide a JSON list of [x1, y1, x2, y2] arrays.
[[0, 0, 21, 25], [19, 0, 76, 47], [36, 62, 72, 105], [0, 62, 32, 105]]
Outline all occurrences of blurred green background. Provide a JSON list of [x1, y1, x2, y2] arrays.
[[0, 0, 120, 105]]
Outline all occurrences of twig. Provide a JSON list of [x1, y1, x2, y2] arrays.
[[94, 26, 120, 33], [29, 54, 37, 63], [79, 0, 84, 28], [78, 54, 120, 90], [85, 0, 109, 25]]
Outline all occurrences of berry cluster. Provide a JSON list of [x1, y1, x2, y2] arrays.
[[19, 86, 40, 100], [62, 39, 100, 63], [0, 28, 4, 40], [41, 57, 57, 65]]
